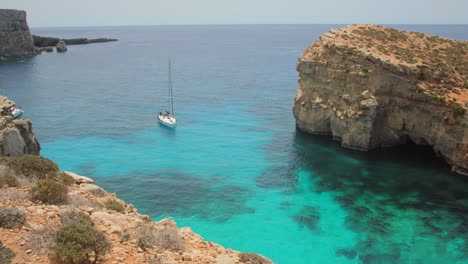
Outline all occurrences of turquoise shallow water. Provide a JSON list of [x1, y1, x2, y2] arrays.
[[1, 25, 468, 263]]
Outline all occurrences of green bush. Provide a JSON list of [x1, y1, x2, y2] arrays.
[[60, 211, 93, 227], [104, 199, 125, 213], [6, 155, 58, 179], [238, 252, 270, 264], [0, 242, 15, 264], [30, 179, 68, 205], [49, 223, 110, 264], [58, 172, 76, 186], [0, 207, 26, 228], [0, 174, 18, 187]]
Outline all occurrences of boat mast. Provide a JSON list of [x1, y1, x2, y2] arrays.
[[168, 60, 174, 115]]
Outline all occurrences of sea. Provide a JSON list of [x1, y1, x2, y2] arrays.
[[1, 24, 468, 264]]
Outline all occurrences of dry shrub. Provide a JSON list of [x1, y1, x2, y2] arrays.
[[59, 210, 94, 227], [49, 222, 110, 264], [0, 174, 18, 187], [30, 179, 68, 205], [0, 242, 15, 264], [0, 207, 26, 228], [136, 224, 184, 251], [26, 226, 55, 254], [4, 155, 58, 179], [103, 199, 125, 213]]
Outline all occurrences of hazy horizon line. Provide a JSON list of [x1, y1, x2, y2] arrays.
[[30, 23, 468, 29]]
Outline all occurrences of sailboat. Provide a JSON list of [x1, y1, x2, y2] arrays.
[[157, 60, 177, 127]]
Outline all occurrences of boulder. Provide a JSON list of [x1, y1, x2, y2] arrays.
[[56, 40, 67, 52]]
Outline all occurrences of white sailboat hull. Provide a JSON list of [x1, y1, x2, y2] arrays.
[[158, 114, 176, 127]]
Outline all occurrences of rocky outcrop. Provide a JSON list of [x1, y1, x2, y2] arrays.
[[33, 35, 118, 47], [55, 40, 67, 52], [0, 9, 36, 58], [0, 96, 40, 157], [293, 24, 468, 175]]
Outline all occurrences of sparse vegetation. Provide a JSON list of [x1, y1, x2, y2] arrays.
[[58, 172, 75, 186], [0, 174, 18, 188], [60, 210, 93, 227], [104, 199, 125, 213], [238, 252, 270, 264], [0, 242, 15, 264], [136, 225, 184, 251], [30, 179, 68, 205], [120, 231, 130, 243], [26, 226, 55, 255], [49, 222, 110, 264], [1, 155, 58, 179], [0, 207, 26, 228]]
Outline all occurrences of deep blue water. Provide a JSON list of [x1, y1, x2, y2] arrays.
[[1, 25, 468, 264]]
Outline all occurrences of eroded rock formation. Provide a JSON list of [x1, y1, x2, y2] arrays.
[[293, 24, 468, 175], [0, 9, 36, 58], [0, 96, 40, 156]]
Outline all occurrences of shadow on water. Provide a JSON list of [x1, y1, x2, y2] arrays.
[[99, 169, 254, 223], [158, 123, 177, 137], [260, 129, 468, 262]]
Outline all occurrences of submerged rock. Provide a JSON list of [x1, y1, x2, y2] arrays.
[[293, 24, 468, 175]]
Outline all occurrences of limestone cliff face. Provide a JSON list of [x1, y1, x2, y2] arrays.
[[0, 96, 40, 156], [293, 24, 468, 175], [0, 9, 36, 58]]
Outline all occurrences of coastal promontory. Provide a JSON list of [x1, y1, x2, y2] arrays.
[[0, 9, 117, 58], [0, 9, 35, 58], [293, 24, 468, 175]]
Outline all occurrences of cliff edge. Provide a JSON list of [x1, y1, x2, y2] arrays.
[[0, 9, 35, 59], [0, 96, 40, 156], [293, 24, 468, 175]]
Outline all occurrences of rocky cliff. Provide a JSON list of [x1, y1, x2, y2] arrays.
[[0, 97, 40, 157], [0, 9, 36, 59], [293, 24, 468, 175]]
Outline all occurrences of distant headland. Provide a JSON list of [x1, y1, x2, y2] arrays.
[[0, 9, 117, 59]]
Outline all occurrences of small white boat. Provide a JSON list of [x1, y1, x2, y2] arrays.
[[158, 111, 176, 127], [11, 106, 23, 119], [158, 60, 176, 127]]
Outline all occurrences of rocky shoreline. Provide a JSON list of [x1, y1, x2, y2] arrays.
[[293, 24, 467, 175], [0, 96, 272, 263]]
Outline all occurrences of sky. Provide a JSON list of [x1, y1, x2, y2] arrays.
[[2, 0, 467, 27]]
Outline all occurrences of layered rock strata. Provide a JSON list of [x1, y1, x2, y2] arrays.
[[0, 9, 36, 58], [293, 24, 468, 175]]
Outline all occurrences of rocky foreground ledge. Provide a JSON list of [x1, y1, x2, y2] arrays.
[[0, 96, 272, 264], [293, 24, 468, 175]]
